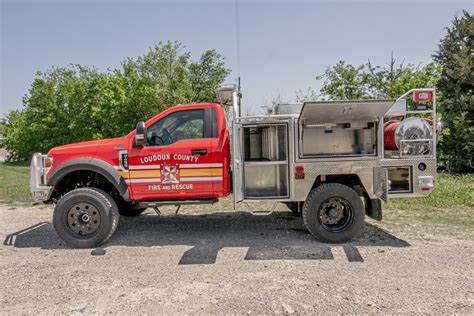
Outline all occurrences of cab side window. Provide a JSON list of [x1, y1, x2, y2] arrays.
[[146, 109, 205, 146]]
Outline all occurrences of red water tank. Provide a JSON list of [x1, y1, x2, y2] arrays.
[[384, 121, 400, 150]]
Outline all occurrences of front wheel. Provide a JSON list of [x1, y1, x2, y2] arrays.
[[303, 183, 364, 243], [53, 187, 119, 248]]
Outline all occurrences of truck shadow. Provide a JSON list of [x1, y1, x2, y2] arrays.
[[3, 211, 410, 264]]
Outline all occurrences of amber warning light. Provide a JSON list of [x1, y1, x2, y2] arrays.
[[413, 90, 433, 103], [43, 156, 53, 168]]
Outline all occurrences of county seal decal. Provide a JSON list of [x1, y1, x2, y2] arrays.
[[162, 165, 179, 184]]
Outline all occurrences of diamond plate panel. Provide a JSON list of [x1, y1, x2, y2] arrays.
[[291, 158, 437, 201]]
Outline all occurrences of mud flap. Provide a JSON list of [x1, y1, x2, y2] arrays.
[[365, 197, 383, 221]]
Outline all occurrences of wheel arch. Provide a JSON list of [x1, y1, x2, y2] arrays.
[[47, 158, 130, 201], [311, 174, 367, 194], [310, 174, 382, 221]]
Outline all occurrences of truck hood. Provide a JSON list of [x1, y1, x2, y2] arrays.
[[48, 137, 126, 156]]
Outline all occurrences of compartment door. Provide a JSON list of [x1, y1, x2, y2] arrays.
[[232, 122, 244, 207]]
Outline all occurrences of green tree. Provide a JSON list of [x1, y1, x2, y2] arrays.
[[0, 118, 6, 137], [4, 66, 113, 159], [366, 57, 441, 99], [314, 57, 441, 101], [433, 10, 473, 173], [2, 41, 230, 160], [316, 61, 369, 100]]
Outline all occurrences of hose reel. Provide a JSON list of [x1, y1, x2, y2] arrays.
[[384, 117, 433, 156]]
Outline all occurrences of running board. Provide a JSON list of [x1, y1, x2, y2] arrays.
[[244, 202, 278, 216], [138, 198, 218, 208]]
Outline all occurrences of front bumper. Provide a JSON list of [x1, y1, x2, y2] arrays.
[[30, 153, 53, 202]]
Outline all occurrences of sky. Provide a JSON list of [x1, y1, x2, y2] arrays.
[[0, 0, 471, 116]]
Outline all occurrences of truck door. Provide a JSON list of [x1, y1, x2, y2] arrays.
[[232, 122, 244, 206], [128, 108, 218, 201], [208, 106, 231, 197]]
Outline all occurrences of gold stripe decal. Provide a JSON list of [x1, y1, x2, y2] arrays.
[[119, 167, 223, 179], [129, 170, 162, 179], [181, 168, 223, 176]]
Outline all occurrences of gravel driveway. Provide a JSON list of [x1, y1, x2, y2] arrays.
[[1, 203, 473, 314]]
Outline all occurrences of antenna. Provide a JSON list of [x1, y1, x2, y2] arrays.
[[235, 0, 242, 117], [234, 0, 241, 78], [238, 77, 242, 117]]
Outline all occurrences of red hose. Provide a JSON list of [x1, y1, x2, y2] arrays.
[[384, 121, 399, 150]]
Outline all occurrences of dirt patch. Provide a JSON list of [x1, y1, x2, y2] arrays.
[[1, 204, 473, 314]]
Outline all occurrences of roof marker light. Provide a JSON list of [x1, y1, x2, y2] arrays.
[[413, 91, 433, 103]]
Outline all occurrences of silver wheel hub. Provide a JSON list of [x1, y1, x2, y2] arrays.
[[320, 199, 345, 225], [67, 202, 101, 236]]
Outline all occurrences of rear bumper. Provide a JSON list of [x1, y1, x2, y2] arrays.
[[30, 153, 53, 202]]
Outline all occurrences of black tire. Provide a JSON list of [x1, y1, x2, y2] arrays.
[[53, 187, 119, 248], [284, 202, 303, 216], [119, 207, 147, 217], [303, 183, 364, 243]]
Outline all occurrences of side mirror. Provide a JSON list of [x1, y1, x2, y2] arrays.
[[135, 121, 146, 148]]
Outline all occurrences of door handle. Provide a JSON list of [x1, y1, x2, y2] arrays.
[[191, 149, 207, 156]]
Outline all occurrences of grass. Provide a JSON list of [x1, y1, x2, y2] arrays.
[[377, 173, 474, 238], [0, 161, 32, 203], [389, 173, 474, 209], [1, 162, 472, 238]]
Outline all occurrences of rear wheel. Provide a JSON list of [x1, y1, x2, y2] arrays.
[[303, 183, 364, 243], [53, 187, 119, 248]]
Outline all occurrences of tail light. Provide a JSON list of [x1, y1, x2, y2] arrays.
[[295, 166, 305, 180]]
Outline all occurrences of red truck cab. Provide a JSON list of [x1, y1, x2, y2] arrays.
[[30, 103, 230, 248], [44, 103, 230, 201], [124, 103, 230, 201]]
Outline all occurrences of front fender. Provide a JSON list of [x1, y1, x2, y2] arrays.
[[47, 158, 130, 201]]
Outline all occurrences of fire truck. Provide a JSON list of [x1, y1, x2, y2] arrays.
[[30, 86, 438, 248]]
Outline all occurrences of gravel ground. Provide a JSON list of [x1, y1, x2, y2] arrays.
[[1, 203, 473, 314]]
